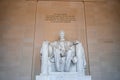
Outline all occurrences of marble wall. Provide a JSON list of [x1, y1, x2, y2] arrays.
[[0, 1, 36, 80], [0, 0, 120, 80], [85, 1, 120, 80]]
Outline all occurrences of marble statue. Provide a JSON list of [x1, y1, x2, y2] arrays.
[[36, 31, 91, 80]]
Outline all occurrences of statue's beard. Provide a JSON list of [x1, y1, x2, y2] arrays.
[[60, 38, 65, 41]]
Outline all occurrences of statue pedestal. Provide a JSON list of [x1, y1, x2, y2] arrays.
[[36, 72, 91, 80]]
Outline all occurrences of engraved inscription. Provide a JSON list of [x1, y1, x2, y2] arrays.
[[45, 13, 76, 23]]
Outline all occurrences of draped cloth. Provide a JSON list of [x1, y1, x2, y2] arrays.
[[76, 42, 86, 75], [40, 41, 86, 75], [40, 41, 49, 74]]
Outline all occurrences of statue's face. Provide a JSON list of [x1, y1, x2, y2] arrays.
[[59, 31, 65, 40]]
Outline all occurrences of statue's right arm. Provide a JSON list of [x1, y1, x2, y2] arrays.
[[40, 41, 49, 56]]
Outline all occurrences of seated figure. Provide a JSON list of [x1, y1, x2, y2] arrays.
[[48, 31, 77, 72], [40, 31, 86, 75]]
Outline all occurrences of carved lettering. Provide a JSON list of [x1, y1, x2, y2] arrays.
[[45, 13, 76, 23]]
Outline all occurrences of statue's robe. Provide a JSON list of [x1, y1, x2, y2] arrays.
[[40, 40, 86, 75], [49, 41, 75, 72]]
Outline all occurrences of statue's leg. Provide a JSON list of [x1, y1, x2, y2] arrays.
[[65, 51, 74, 72], [61, 57, 66, 72], [54, 49, 61, 72]]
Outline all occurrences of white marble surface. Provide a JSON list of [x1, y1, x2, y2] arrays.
[[40, 31, 86, 73], [36, 72, 91, 80], [37, 31, 91, 80]]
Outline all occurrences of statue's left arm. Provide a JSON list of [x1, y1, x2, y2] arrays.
[[75, 40, 87, 74]]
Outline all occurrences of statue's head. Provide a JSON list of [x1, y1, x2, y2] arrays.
[[59, 31, 65, 41]]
